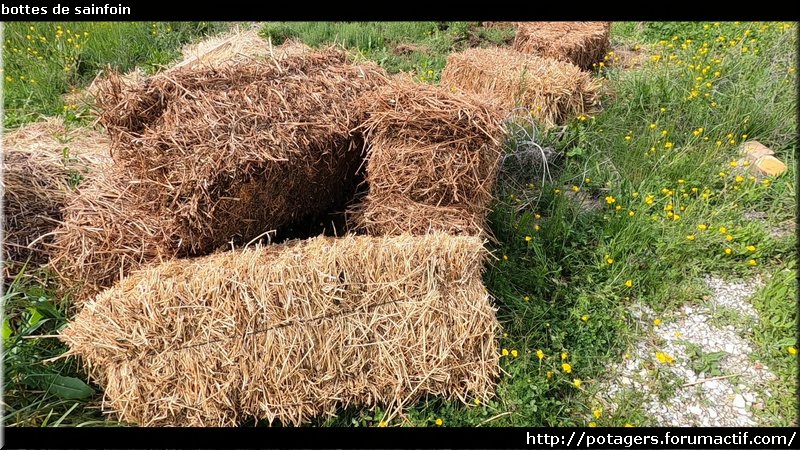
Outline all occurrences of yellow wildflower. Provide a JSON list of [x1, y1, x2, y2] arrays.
[[686, 235, 696, 241], [502, 348, 509, 356], [573, 378, 582, 388], [561, 351, 568, 360], [594, 409, 602, 419], [562, 363, 572, 373], [624, 279, 633, 288], [697, 224, 708, 231], [581, 315, 589, 322], [511, 349, 519, 358], [605, 196, 616, 204], [653, 318, 662, 326], [747, 259, 757, 266], [536, 349, 544, 360], [435, 418, 443, 426], [788, 346, 797, 356], [724, 248, 733, 255]]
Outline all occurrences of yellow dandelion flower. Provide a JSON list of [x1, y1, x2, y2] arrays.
[[536, 349, 544, 360], [625, 279, 633, 287], [435, 418, 443, 426], [562, 363, 572, 373]]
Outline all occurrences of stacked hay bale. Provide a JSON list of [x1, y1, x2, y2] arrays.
[[441, 47, 601, 127], [348, 79, 505, 236], [50, 48, 388, 305], [513, 22, 611, 71], [61, 233, 500, 426], [1, 118, 110, 273]]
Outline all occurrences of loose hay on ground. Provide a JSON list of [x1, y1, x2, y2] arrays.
[[513, 22, 611, 71], [441, 47, 601, 127], [61, 233, 500, 426], [349, 79, 505, 237], [1, 118, 110, 271]]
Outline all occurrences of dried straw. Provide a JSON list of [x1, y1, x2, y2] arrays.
[[51, 49, 387, 306], [513, 22, 611, 71], [173, 28, 309, 70], [441, 47, 601, 127], [61, 233, 500, 426], [349, 78, 505, 237], [47, 165, 178, 304], [1, 118, 110, 270], [95, 48, 386, 255]]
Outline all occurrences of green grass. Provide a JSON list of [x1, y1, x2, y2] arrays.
[[2, 21, 797, 427], [2, 21, 226, 127]]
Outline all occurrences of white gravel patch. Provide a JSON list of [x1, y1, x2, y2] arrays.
[[600, 276, 775, 426]]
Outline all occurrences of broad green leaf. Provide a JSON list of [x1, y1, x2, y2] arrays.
[[26, 374, 95, 400]]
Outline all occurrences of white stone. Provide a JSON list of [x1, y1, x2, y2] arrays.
[[733, 394, 746, 409]]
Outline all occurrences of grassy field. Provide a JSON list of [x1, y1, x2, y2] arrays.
[[2, 21, 796, 427]]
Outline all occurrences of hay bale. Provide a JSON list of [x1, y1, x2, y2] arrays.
[[61, 233, 500, 426], [441, 47, 601, 127], [349, 79, 504, 237], [96, 49, 386, 255], [513, 22, 611, 71], [50, 49, 387, 303], [349, 195, 487, 237], [47, 166, 178, 303], [1, 119, 110, 270]]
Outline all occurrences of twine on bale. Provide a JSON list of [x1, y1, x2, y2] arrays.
[[60, 233, 501, 426], [441, 47, 601, 128], [513, 22, 611, 71], [1, 118, 110, 273], [349, 78, 505, 237]]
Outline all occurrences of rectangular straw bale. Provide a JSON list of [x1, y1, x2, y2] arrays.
[[47, 165, 177, 305], [349, 79, 504, 237], [96, 48, 387, 255], [513, 22, 611, 71], [1, 118, 110, 270], [441, 47, 601, 127], [60, 233, 500, 427]]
